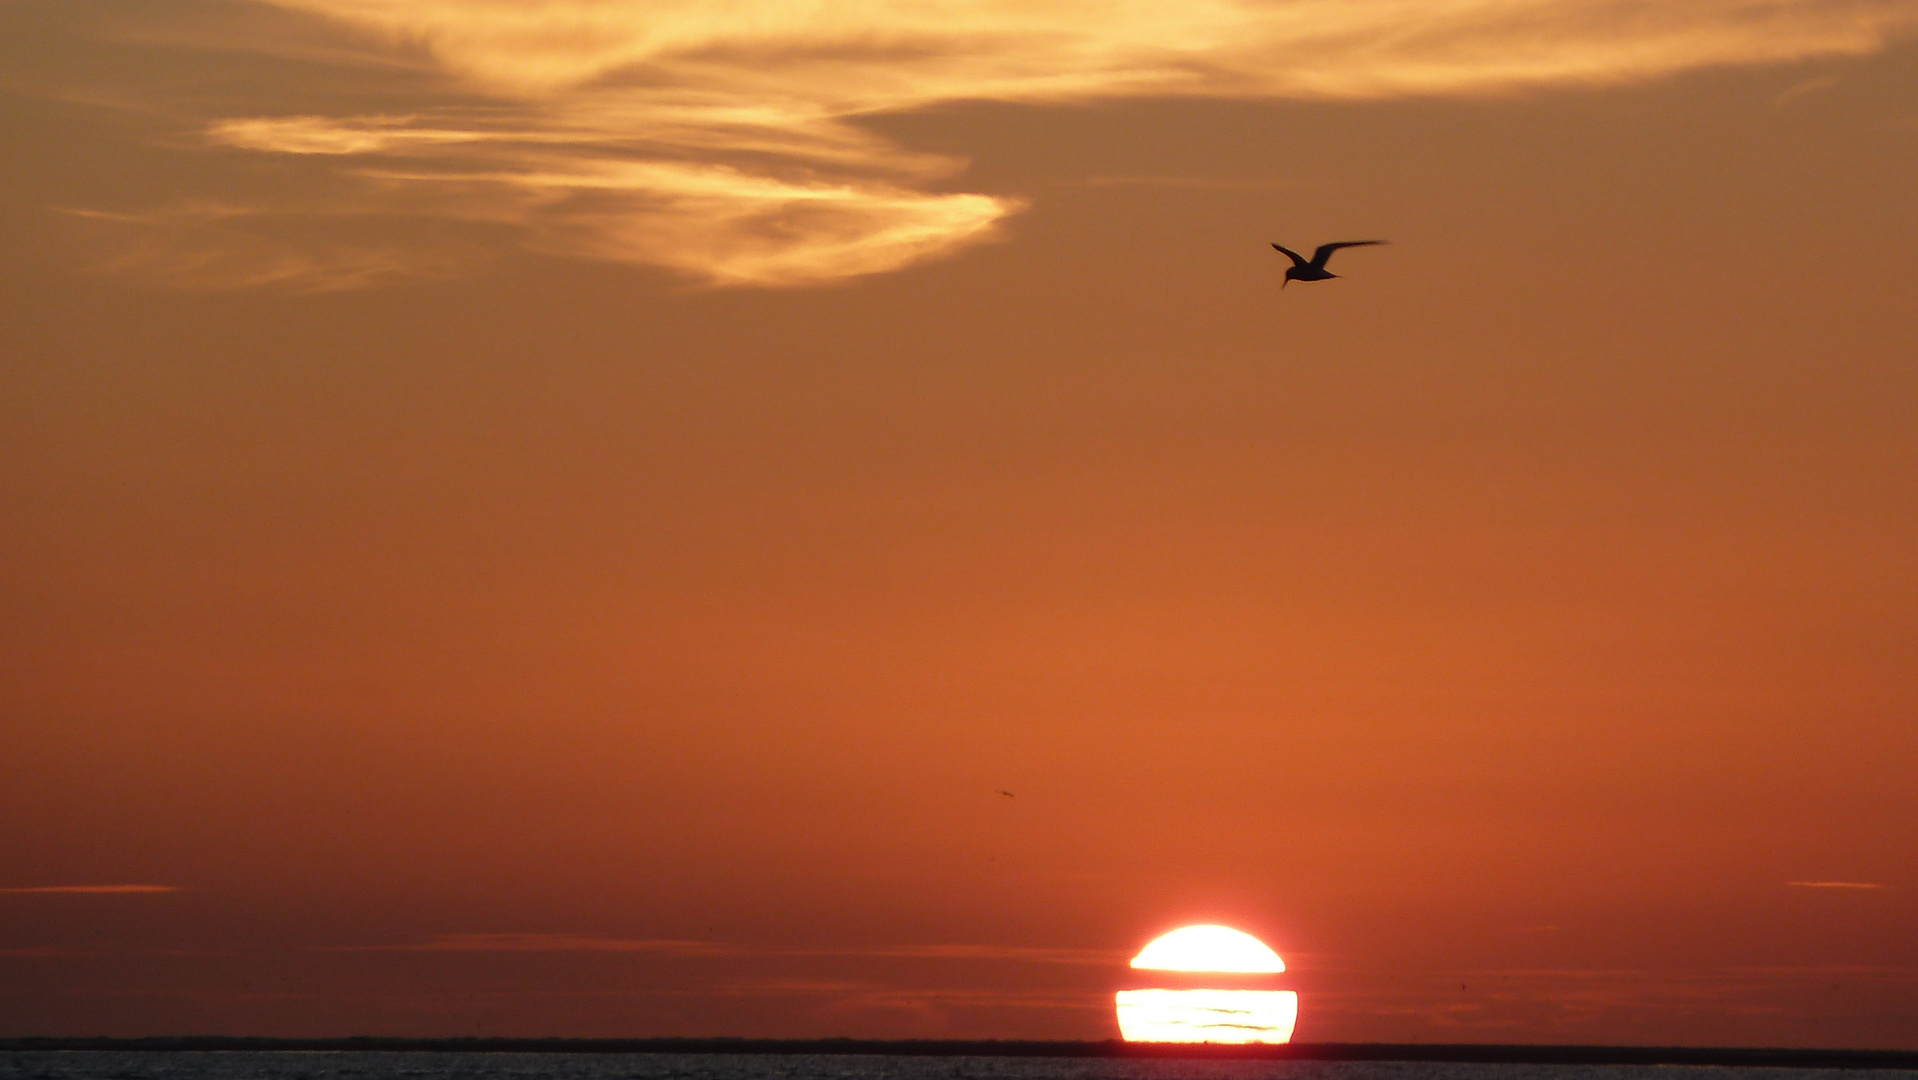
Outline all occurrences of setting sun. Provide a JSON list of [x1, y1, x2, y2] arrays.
[[1116, 926, 1297, 1044], [1130, 924, 1286, 973]]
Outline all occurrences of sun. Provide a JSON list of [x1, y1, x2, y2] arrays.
[[1130, 924, 1285, 973], [1116, 924, 1297, 1044]]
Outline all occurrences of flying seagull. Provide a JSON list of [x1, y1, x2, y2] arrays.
[[1272, 240, 1386, 287]]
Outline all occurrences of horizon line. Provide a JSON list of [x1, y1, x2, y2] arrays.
[[4, 1036, 1916, 1066]]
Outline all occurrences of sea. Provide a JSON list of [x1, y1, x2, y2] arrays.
[[3, 1054, 1913, 1080]]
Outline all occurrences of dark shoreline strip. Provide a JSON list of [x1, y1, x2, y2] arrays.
[[3, 1039, 1917, 1069]]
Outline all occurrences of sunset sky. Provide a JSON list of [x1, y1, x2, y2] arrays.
[[3, 0, 1917, 1049]]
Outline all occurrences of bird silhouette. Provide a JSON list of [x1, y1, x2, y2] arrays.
[[1272, 240, 1386, 287]]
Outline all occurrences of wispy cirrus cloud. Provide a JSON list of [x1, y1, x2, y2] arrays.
[[61, 203, 492, 292], [0, 884, 180, 894], [1789, 880, 1891, 889], [263, 0, 1918, 102], [36, 0, 1918, 287]]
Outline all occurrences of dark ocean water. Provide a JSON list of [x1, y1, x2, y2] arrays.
[[3, 1055, 1914, 1080]]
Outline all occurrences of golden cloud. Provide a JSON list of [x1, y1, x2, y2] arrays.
[[263, 0, 1918, 101], [61, 0, 1918, 286]]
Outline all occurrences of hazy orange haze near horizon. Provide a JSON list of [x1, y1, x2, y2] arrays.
[[3, 0, 1918, 1048]]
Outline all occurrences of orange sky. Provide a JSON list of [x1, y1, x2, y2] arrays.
[[3, 0, 1917, 1048]]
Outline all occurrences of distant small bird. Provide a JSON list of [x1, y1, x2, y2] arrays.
[[997, 790, 1016, 798], [1272, 240, 1386, 287]]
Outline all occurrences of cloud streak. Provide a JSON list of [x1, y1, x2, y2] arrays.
[[359, 934, 735, 955], [48, 0, 1918, 286], [337, 932, 1124, 964]]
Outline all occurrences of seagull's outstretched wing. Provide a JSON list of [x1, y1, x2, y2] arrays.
[[1271, 243, 1310, 268], [1311, 240, 1386, 268]]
